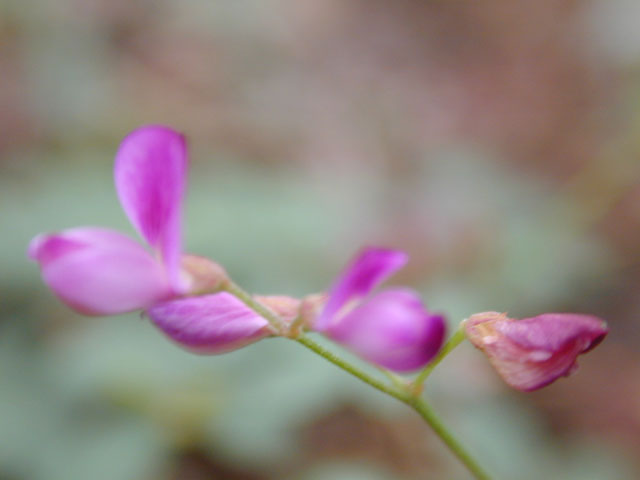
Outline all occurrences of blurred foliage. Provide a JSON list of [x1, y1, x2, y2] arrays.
[[2, 0, 640, 479]]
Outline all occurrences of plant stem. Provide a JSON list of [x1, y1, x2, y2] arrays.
[[407, 395, 491, 480], [224, 283, 492, 480], [223, 281, 285, 331], [296, 336, 404, 401], [297, 335, 492, 480]]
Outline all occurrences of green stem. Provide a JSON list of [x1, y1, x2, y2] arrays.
[[297, 335, 492, 480], [224, 283, 491, 480], [413, 324, 467, 388], [296, 336, 404, 401], [223, 281, 285, 331], [407, 396, 491, 480]]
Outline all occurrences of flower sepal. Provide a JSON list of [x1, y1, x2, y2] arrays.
[[181, 255, 229, 296]]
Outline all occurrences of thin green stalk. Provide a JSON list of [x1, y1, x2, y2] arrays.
[[296, 336, 404, 401], [223, 281, 285, 331], [407, 396, 491, 480], [224, 283, 492, 480], [297, 335, 492, 480]]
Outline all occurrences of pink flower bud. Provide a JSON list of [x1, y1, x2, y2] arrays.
[[465, 312, 608, 391]]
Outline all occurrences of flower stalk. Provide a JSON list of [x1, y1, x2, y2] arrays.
[[298, 336, 492, 480], [223, 280, 286, 333], [224, 281, 492, 480]]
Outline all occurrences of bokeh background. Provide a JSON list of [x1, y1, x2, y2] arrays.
[[2, 1, 640, 479]]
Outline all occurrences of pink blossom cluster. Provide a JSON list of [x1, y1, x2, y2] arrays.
[[29, 126, 607, 389]]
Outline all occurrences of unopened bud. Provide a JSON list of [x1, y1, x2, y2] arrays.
[[465, 311, 608, 391]]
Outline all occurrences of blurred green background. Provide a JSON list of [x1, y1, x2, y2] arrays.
[[2, 1, 640, 479]]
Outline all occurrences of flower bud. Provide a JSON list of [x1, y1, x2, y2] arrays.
[[465, 311, 608, 391]]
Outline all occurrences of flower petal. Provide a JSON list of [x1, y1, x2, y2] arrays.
[[114, 125, 187, 291], [465, 312, 608, 391], [323, 288, 446, 372], [147, 293, 270, 354], [498, 313, 607, 353], [316, 247, 408, 330], [28, 228, 172, 315]]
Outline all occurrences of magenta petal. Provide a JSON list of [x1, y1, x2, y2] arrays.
[[498, 313, 607, 354], [316, 247, 408, 330], [465, 312, 609, 391], [114, 125, 187, 291], [324, 289, 446, 372], [147, 293, 270, 354], [28, 228, 172, 315]]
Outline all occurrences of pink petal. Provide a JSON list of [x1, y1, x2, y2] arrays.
[[147, 293, 270, 354], [324, 289, 446, 372], [114, 125, 187, 291], [498, 313, 607, 353], [465, 312, 608, 391], [315, 247, 408, 330], [28, 228, 172, 315]]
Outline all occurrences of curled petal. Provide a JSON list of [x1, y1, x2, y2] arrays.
[[496, 313, 607, 353], [316, 247, 408, 330], [28, 228, 172, 315], [465, 312, 608, 391], [147, 293, 270, 354], [323, 289, 446, 372], [114, 125, 187, 291]]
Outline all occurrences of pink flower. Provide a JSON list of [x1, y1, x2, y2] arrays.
[[465, 312, 608, 391], [313, 248, 446, 372], [29, 126, 269, 352]]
